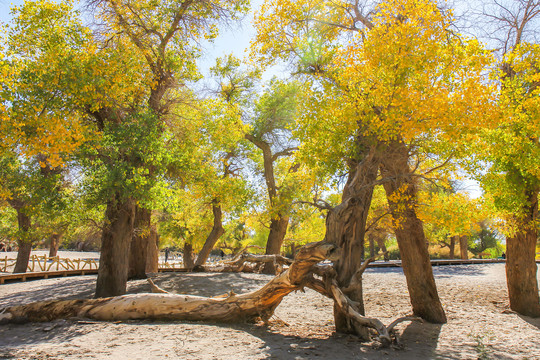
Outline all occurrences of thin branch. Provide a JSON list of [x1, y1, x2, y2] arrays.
[[365, 212, 391, 233]]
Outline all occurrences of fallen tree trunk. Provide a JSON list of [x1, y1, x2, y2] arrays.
[[0, 242, 336, 324], [217, 253, 293, 273], [0, 241, 419, 346], [189, 254, 294, 273]]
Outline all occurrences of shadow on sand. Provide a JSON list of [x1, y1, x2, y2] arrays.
[[365, 263, 496, 279], [0, 276, 96, 308], [0, 271, 454, 359], [519, 314, 540, 330]]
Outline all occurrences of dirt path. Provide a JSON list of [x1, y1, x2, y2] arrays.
[[0, 263, 539, 359]]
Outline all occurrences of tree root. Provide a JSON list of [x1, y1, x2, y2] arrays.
[[304, 264, 420, 346]]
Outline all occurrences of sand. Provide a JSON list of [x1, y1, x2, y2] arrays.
[[0, 263, 539, 359]]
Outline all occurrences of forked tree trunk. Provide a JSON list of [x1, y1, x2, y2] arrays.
[[459, 235, 468, 260], [195, 202, 225, 267], [449, 236, 457, 259], [146, 229, 159, 273], [262, 215, 290, 274], [48, 233, 62, 258], [380, 141, 446, 324], [95, 196, 136, 298], [129, 206, 151, 280], [325, 145, 382, 339], [184, 243, 195, 269], [13, 208, 33, 274], [506, 190, 540, 317]]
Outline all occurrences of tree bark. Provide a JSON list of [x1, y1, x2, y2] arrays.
[[506, 190, 540, 317], [14, 241, 32, 274], [459, 235, 468, 260], [449, 235, 457, 259], [261, 215, 290, 274], [95, 195, 136, 298], [195, 201, 225, 267], [369, 234, 375, 259], [13, 208, 33, 274], [49, 233, 62, 258], [146, 228, 159, 273], [129, 206, 151, 280], [380, 140, 446, 324], [183, 243, 195, 269], [324, 145, 382, 339]]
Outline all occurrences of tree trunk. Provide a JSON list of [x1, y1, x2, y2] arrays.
[[506, 190, 540, 317], [129, 206, 151, 280], [380, 140, 446, 324], [324, 145, 382, 339], [195, 201, 225, 267], [13, 208, 32, 274], [369, 234, 375, 259], [360, 235, 366, 261], [459, 235, 468, 260], [244, 134, 294, 275], [262, 215, 290, 274], [146, 229, 159, 273], [49, 233, 62, 258], [14, 241, 32, 274], [95, 196, 136, 298], [184, 243, 195, 269], [449, 236, 457, 259]]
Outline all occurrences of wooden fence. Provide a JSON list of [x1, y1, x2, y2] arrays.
[[0, 254, 98, 273]]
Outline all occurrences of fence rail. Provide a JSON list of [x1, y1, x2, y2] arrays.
[[0, 254, 99, 273]]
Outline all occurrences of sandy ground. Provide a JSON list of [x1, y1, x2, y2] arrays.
[[0, 263, 539, 360]]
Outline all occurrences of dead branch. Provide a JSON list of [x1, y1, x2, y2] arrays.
[[225, 253, 293, 267], [147, 278, 168, 294]]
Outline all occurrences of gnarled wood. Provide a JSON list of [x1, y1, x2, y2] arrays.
[[324, 144, 382, 339], [204, 253, 294, 273], [0, 241, 420, 347], [0, 241, 338, 325]]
